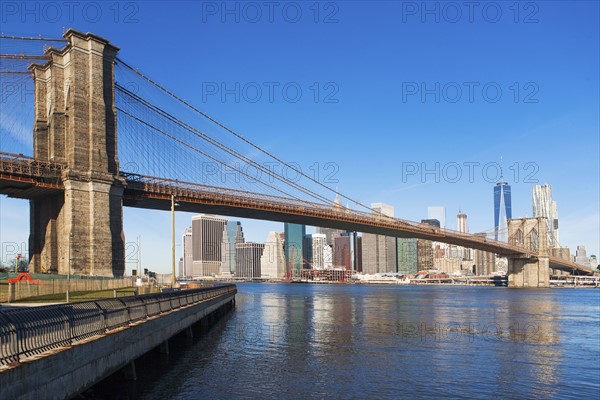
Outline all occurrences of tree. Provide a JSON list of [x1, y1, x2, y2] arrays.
[[8, 256, 29, 273]]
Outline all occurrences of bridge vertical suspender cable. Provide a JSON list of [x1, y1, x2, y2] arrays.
[[115, 83, 350, 207], [115, 58, 381, 216]]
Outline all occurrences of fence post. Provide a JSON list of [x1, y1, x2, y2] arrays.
[[8, 282, 15, 303]]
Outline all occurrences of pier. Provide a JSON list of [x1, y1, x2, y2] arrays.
[[0, 284, 236, 400]]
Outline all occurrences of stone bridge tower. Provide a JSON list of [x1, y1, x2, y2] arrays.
[[507, 217, 549, 287], [28, 29, 125, 277]]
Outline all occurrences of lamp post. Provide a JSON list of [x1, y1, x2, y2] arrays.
[[171, 195, 176, 288], [67, 232, 73, 302]]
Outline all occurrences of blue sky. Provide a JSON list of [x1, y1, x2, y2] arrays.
[[0, 1, 598, 273]]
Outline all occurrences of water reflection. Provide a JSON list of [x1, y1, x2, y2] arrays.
[[83, 283, 599, 400]]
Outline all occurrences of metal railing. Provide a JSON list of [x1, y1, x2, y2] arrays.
[[0, 152, 64, 178], [0, 284, 236, 366], [124, 175, 547, 256], [0, 152, 591, 274]]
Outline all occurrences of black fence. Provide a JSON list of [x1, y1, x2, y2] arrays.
[[0, 284, 236, 366]]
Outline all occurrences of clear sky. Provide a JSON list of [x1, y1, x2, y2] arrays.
[[1, 1, 598, 274]]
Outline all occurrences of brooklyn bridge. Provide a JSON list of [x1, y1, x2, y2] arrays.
[[0, 29, 593, 287]]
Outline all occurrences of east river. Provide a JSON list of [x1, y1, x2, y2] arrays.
[[85, 283, 600, 399]]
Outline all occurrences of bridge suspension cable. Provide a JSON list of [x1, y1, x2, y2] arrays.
[[115, 84, 345, 206], [0, 34, 58, 77], [0, 54, 49, 60], [0, 35, 66, 42], [117, 106, 313, 203], [115, 57, 378, 215]]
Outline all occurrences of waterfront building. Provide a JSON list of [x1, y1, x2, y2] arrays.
[[310, 233, 328, 269], [220, 221, 244, 276], [235, 242, 265, 278], [355, 235, 363, 272], [305, 234, 313, 268], [334, 232, 362, 271], [397, 238, 418, 275], [181, 226, 193, 277], [417, 239, 434, 271], [417, 219, 439, 272], [575, 245, 591, 267], [334, 235, 351, 269], [324, 244, 333, 269], [284, 223, 307, 276], [434, 257, 463, 275], [362, 203, 397, 274], [261, 231, 286, 278], [316, 226, 344, 247], [494, 177, 512, 242], [590, 255, 598, 270], [532, 184, 559, 248], [191, 215, 227, 277]]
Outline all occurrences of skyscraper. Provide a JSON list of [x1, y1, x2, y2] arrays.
[[362, 203, 397, 274], [456, 210, 471, 260], [284, 223, 306, 276], [191, 215, 227, 276], [417, 219, 438, 271], [457, 211, 467, 233], [261, 231, 286, 278], [333, 232, 361, 272], [316, 227, 344, 247], [334, 235, 351, 269], [590, 255, 598, 270], [310, 233, 327, 269], [220, 221, 244, 276], [235, 242, 265, 278], [181, 226, 193, 277], [575, 245, 591, 267], [532, 184, 559, 248], [417, 239, 434, 271], [494, 178, 512, 242], [397, 238, 418, 275]]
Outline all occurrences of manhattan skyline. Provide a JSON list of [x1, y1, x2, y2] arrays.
[[0, 1, 598, 274]]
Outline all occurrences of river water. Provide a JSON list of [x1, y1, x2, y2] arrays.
[[86, 283, 600, 399]]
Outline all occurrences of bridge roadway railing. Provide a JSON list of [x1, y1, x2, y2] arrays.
[[124, 173, 533, 256], [0, 152, 63, 179], [0, 157, 589, 272], [0, 157, 540, 257], [0, 284, 237, 366]]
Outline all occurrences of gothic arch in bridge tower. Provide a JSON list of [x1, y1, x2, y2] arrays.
[[507, 217, 550, 288]]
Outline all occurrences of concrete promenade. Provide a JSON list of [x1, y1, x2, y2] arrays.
[[0, 288, 236, 400]]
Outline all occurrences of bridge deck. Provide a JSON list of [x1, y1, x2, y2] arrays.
[[0, 153, 592, 275]]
